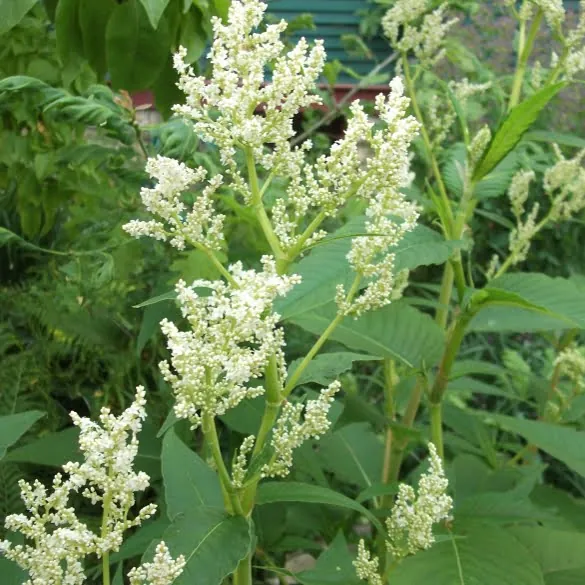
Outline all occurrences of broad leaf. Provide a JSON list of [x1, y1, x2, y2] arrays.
[[0, 556, 26, 585], [317, 423, 384, 490], [491, 415, 585, 478], [0, 0, 38, 35], [287, 352, 381, 389], [509, 527, 585, 576], [162, 429, 223, 519], [473, 83, 565, 181], [55, 0, 85, 62], [153, 508, 253, 585], [296, 532, 361, 585], [391, 523, 545, 585], [105, 0, 170, 91], [79, 0, 117, 79], [471, 273, 585, 331], [0, 410, 44, 461], [276, 218, 461, 321], [291, 301, 445, 369], [139, 0, 171, 28], [257, 481, 383, 532]]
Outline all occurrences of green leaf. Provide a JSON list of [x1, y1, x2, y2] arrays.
[[317, 423, 384, 490], [0, 410, 45, 461], [471, 273, 585, 331], [133, 290, 177, 308], [391, 523, 545, 585], [290, 301, 445, 369], [162, 429, 223, 519], [0, 556, 27, 585], [296, 532, 361, 585], [139, 0, 171, 28], [79, 0, 117, 79], [153, 508, 253, 585], [105, 0, 170, 91], [276, 218, 461, 321], [257, 481, 383, 532], [473, 83, 565, 181], [179, 7, 208, 63], [109, 518, 169, 565], [490, 414, 585, 478], [0, 0, 38, 35], [287, 352, 381, 389], [524, 130, 585, 149], [509, 527, 585, 576], [55, 0, 85, 62]]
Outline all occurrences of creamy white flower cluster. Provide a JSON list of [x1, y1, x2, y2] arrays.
[[123, 155, 225, 251], [554, 344, 585, 394], [382, 0, 458, 67], [263, 381, 341, 477], [353, 444, 452, 583], [160, 256, 300, 428], [533, 0, 566, 30], [386, 443, 452, 560], [0, 388, 184, 585], [173, 0, 325, 198], [231, 381, 340, 482], [488, 147, 585, 277], [128, 542, 186, 585], [426, 79, 492, 148], [354, 540, 383, 585], [336, 79, 420, 316]]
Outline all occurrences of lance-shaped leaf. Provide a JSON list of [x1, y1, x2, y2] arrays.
[[0, 411, 45, 461], [472, 83, 565, 181]]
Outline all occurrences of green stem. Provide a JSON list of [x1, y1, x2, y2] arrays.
[[508, 8, 543, 111], [435, 263, 454, 329], [283, 276, 362, 397], [101, 492, 112, 585], [385, 378, 424, 485], [401, 54, 454, 232], [381, 359, 397, 489], [429, 402, 444, 460], [203, 413, 244, 516], [429, 313, 471, 405], [233, 555, 253, 585], [246, 148, 285, 263]]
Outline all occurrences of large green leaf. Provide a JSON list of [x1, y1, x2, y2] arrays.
[[0, 0, 38, 35], [0, 410, 44, 461], [105, 0, 170, 91], [509, 527, 585, 576], [276, 218, 461, 321], [473, 83, 565, 181], [391, 523, 545, 585], [153, 508, 253, 585], [287, 352, 381, 389], [79, 0, 117, 79], [256, 481, 383, 532], [290, 301, 445, 369], [55, 0, 85, 62], [139, 0, 171, 28], [296, 532, 361, 585], [162, 429, 223, 519], [471, 273, 585, 331], [491, 415, 585, 478], [0, 556, 26, 585], [316, 423, 384, 490]]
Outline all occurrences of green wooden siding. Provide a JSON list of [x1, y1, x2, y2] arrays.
[[267, 0, 391, 84]]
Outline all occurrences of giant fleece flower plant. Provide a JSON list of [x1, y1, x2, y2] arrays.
[[1, 1, 454, 584]]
